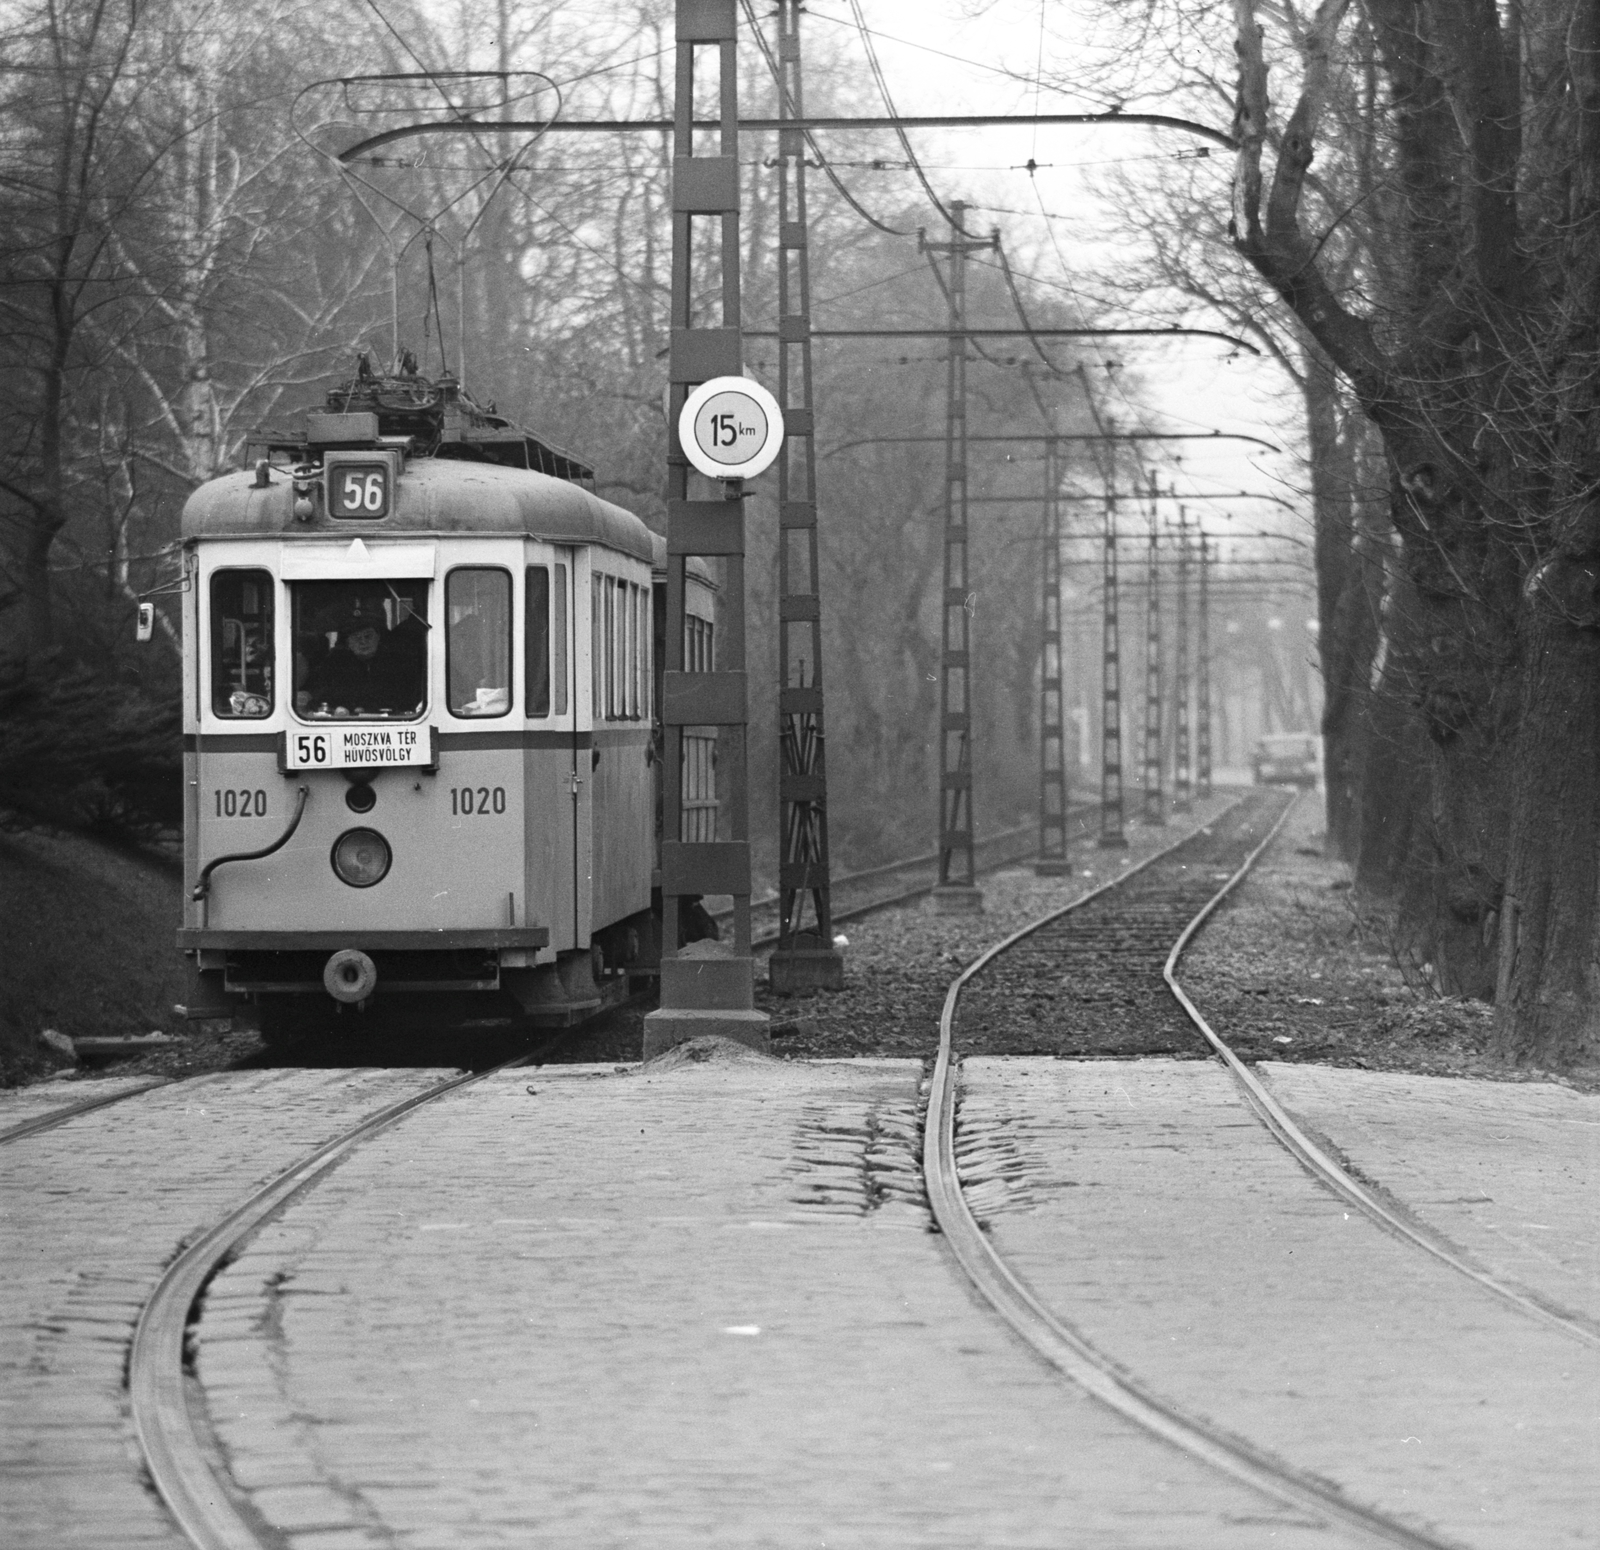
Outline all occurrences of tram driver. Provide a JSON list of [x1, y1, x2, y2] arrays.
[[295, 591, 426, 719]]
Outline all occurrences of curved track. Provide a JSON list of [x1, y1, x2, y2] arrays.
[[921, 788, 1575, 1550], [1164, 824, 1600, 1351], [126, 1056, 538, 1550]]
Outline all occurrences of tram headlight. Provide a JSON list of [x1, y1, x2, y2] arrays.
[[331, 827, 391, 888]]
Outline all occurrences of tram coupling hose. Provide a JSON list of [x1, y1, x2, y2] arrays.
[[193, 785, 310, 901]]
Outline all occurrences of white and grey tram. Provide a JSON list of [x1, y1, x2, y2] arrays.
[[178, 377, 716, 1037]]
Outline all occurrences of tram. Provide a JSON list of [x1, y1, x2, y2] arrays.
[[177, 363, 716, 1038]]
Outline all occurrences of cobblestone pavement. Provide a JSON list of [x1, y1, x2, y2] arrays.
[[0, 1068, 451, 1550], [6, 1052, 1594, 1550], [959, 1057, 1600, 1549], [195, 1055, 1376, 1550], [1256, 1062, 1600, 1326]]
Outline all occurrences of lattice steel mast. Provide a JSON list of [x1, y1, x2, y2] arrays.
[[1197, 529, 1213, 798], [644, 0, 768, 1055], [921, 200, 996, 911], [1036, 435, 1071, 874], [1141, 474, 1165, 824], [1100, 484, 1127, 847], [1173, 506, 1192, 814], [765, 0, 843, 990]]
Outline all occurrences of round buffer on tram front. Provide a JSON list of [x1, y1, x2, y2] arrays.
[[677, 376, 785, 481]]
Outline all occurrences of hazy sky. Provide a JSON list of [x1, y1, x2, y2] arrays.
[[756, 2, 1308, 550]]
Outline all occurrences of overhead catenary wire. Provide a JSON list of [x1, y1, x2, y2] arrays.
[[739, 0, 913, 238], [845, 0, 973, 236]]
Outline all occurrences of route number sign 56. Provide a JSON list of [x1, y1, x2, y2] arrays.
[[327, 462, 391, 519], [678, 377, 785, 481]]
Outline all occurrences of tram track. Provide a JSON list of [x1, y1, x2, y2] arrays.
[[0, 1077, 172, 1145], [125, 1036, 575, 1550], [922, 787, 1588, 1549]]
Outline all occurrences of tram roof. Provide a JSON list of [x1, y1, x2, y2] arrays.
[[181, 457, 658, 566]]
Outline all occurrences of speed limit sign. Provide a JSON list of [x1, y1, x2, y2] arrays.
[[678, 377, 785, 480]]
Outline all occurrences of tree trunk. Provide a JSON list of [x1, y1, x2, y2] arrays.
[[1302, 347, 1370, 859], [1496, 612, 1600, 1065]]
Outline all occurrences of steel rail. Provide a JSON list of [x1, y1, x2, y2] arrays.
[[1165, 797, 1600, 1352], [0, 1078, 170, 1145], [923, 793, 1457, 1550], [128, 1054, 540, 1550]]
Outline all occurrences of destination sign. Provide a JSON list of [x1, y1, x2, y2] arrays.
[[285, 724, 432, 770]]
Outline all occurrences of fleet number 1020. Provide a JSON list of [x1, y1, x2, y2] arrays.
[[450, 786, 506, 815]]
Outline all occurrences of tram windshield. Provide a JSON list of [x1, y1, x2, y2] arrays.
[[290, 580, 429, 720]]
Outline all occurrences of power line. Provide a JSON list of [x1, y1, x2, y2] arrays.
[[738, 0, 912, 237], [846, 0, 966, 235]]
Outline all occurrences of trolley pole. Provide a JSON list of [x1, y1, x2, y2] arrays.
[[921, 201, 997, 912], [644, 0, 769, 1056], [1099, 485, 1128, 847], [1036, 436, 1070, 874], [1141, 475, 1165, 825], [1197, 530, 1213, 797], [768, 0, 843, 992], [1173, 506, 1192, 814]]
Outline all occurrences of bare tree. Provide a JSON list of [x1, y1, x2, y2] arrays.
[[1225, 0, 1600, 1063]]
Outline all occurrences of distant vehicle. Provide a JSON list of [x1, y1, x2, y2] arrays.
[[1252, 733, 1321, 787]]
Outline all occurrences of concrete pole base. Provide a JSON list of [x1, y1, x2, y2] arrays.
[[641, 1007, 771, 1059], [931, 883, 985, 914], [1033, 858, 1075, 877], [768, 949, 846, 994]]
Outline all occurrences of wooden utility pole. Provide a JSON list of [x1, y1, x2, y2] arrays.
[[769, 0, 842, 991], [644, 0, 768, 1055]]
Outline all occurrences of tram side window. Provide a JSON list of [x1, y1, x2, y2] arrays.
[[614, 578, 627, 718], [553, 564, 568, 715], [447, 568, 512, 718], [591, 574, 603, 719], [685, 614, 713, 674], [588, 571, 651, 721], [634, 583, 649, 718], [291, 580, 429, 720], [526, 566, 551, 717], [210, 570, 274, 718]]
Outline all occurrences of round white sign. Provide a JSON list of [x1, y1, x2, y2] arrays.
[[678, 376, 785, 480]]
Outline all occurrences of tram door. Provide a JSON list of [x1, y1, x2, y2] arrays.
[[558, 548, 581, 944]]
